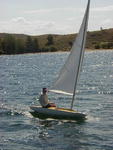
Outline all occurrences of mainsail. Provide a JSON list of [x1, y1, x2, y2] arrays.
[[50, 0, 90, 108]]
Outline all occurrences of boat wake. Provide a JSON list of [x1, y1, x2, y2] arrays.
[[0, 102, 33, 118], [86, 114, 100, 122]]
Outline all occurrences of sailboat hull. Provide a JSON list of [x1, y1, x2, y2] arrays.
[[30, 106, 86, 121]]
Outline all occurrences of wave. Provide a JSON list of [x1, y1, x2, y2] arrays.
[[86, 114, 100, 122], [0, 103, 32, 118]]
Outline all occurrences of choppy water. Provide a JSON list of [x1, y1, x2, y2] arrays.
[[0, 50, 113, 150]]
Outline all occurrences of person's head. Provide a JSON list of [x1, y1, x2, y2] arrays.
[[42, 88, 48, 94]]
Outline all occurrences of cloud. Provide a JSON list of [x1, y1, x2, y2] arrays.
[[0, 4, 113, 35], [24, 7, 83, 14], [11, 17, 31, 24], [24, 5, 113, 15], [24, 8, 54, 14], [0, 17, 69, 35], [92, 5, 113, 12], [101, 19, 113, 27], [0, 17, 33, 34]]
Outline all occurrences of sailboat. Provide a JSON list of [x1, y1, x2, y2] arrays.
[[30, 0, 90, 121]]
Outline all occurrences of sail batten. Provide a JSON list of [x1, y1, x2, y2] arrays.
[[50, 0, 90, 108]]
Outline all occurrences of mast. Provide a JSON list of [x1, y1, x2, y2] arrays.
[[71, 0, 90, 109]]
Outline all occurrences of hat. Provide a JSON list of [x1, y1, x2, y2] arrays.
[[43, 88, 47, 93]]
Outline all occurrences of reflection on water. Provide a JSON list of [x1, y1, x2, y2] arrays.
[[30, 119, 87, 149], [0, 50, 113, 149]]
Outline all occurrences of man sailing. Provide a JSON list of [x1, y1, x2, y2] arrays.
[[39, 88, 56, 108]]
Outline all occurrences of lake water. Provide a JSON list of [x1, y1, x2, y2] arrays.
[[0, 50, 113, 150]]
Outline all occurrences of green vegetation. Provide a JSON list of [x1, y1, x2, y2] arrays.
[[94, 42, 113, 49], [0, 28, 113, 55], [46, 34, 54, 46], [0, 34, 41, 54]]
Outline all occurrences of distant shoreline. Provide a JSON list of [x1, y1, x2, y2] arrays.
[[1, 49, 113, 56], [86, 48, 113, 51], [0, 28, 113, 55]]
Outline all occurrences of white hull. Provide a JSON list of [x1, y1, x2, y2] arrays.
[[30, 106, 86, 121]]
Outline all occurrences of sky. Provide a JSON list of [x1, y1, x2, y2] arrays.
[[0, 0, 113, 35]]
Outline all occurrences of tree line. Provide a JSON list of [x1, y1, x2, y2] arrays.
[[94, 42, 113, 49], [1, 28, 113, 55], [0, 34, 55, 55]]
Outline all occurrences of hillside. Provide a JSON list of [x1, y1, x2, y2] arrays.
[[0, 28, 113, 55]]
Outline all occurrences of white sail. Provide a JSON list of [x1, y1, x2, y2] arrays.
[[50, 0, 90, 96]]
